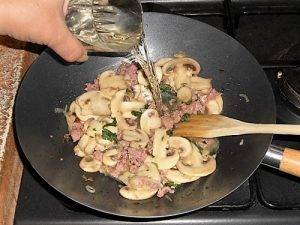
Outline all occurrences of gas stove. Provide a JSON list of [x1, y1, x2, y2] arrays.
[[14, 1, 300, 224]]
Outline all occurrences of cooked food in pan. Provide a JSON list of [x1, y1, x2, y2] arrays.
[[65, 54, 223, 200]]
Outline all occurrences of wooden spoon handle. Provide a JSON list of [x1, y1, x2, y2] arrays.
[[262, 145, 300, 177], [244, 124, 300, 135]]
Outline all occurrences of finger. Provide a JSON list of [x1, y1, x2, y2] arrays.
[[48, 22, 88, 62]]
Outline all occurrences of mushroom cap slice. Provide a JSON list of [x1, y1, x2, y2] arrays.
[[177, 86, 192, 103], [140, 109, 162, 135], [190, 76, 212, 91], [98, 70, 127, 89], [119, 187, 157, 200], [79, 156, 101, 173], [206, 94, 223, 115], [162, 58, 201, 76], [182, 143, 203, 166], [177, 156, 216, 177], [110, 89, 126, 117], [102, 149, 118, 167], [153, 150, 180, 170], [118, 171, 135, 185], [165, 169, 200, 184], [137, 163, 161, 182], [122, 129, 149, 148], [152, 128, 168, 158], [168, 136, 192, 158]]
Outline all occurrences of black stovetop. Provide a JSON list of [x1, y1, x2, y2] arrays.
[[14, 0, 300, 224]]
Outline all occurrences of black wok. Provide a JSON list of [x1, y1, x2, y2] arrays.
[[14, 13, 276, 218]]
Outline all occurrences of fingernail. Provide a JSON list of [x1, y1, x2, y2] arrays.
[[77, 52, 88, 63]]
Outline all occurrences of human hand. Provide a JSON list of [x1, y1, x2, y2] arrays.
[[0, 0, 88, 62]]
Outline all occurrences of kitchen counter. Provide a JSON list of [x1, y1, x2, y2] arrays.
[[0, 36, 36, 225]]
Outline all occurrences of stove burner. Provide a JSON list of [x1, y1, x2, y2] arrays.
[[278, 67, 300, 111]]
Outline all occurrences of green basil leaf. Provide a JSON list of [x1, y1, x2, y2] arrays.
[[101, 128, 117, 142]]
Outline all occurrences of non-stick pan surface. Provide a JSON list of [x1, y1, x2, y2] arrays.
[[15, 13, 276, 218]]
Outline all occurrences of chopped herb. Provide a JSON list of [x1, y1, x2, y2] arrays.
[[92, 128, 97, 131], [160, 84, 174, 93], [166, 129, 173, 136], [104, 117, 117, 127], [180, 113, 190, 122], [165, 181, 179, 188], [102, 128, 117, 142], [131, 110, 142, 118], [160, 84, 176, 103]]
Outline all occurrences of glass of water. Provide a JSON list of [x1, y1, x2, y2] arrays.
[[66, 0, 143, 52]]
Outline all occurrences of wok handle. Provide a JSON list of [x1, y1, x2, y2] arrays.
[[262, 145, 300, 177]]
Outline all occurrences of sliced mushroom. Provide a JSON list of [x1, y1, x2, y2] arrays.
[[154, 57, 173, 67], [137, 70, 149, 86], [102, 149, 118, 167], [110, 89, 126, 117], [153, 150, 180, 170], [168, 136, 192, 157], [111, 89, 136, 130], [174, 52, 186, 58], [206, 94, 223, 115], [79, 156, 101, 172], [162, 58, 201, 77], [174, 65, 191, 90], [95, 136, 114, 151], [98, 88, 118, 100], [133, 85, 153, 103], [140, 109, 162, 135], [177, 155, 216, 177], [76, 91, 111, 116], [71, 101, 99, 121], [73, 145, 85, 157], [117, 117, 137, 130], [120, 101, 145, 114], [105, 125, 118, 134], [122, 129, 149, 148], [177, 86, 192, 103], [119, 186, 157, 200], [65, 110, 76, 131], [84, 119, 104, 138], [118, 171, 135, 185], [98, 70, 127, 89], [74, 134, 97, 155], [182, 143, 203, 166], [137, 163, 161, 182], [190, 76, 212, 91], [165, 169, 200, 184], [152, 128, 168, 158]]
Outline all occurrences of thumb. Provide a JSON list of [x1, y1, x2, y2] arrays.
[[48, 21, 88, 62]]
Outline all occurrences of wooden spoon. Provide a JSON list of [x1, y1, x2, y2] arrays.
[[173, 114, 300, 177], [173, 114, 300, 138]]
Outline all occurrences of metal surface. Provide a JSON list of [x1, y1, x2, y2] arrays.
[[262, 145, 283, 169], [14, 12, 275, 218]]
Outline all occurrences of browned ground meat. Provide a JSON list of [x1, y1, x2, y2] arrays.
[[161, 88, 220, 129], [157, 186, 174, 198], [84, 79, 100, 91], [135, 176, 163, 191], [70, 121, 84, 142], [116, 62, 138, 86], [93, 150, 103, 161], [127, 147, 148, 173]]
